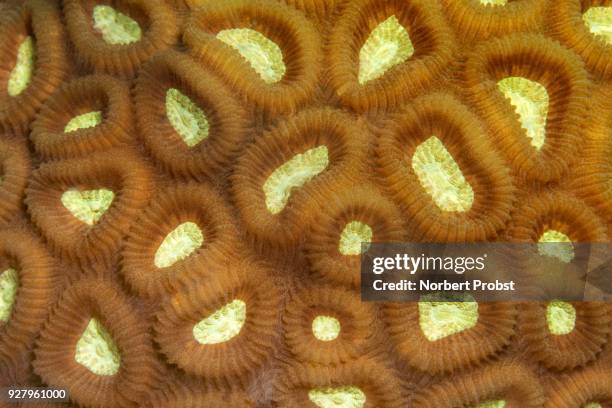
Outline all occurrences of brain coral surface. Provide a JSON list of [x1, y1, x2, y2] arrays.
[[0, 0, 610, 407]]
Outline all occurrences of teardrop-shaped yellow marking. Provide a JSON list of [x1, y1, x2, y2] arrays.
[[64, 111, 103, 133], [583, 7, 612, 45], [8, 36, 35, 97], [193, 299, 246, 345], [412, 136, 474, 212], [312, 315, 341, 342], [165, 88, 209, 147], [358, 15, 414, 84], [75, 318, 121, 376], [546, 300, 576, 335], [497, 77, 549, 150], [418, 293, 479, 341], [339, 221, 372, 256], [537, 229, 575, 263], [263, 146, 329, 215], [308, 386, 366, 408], [474, 401, 506, 408], [61, 188, 115, 226], [216, 28, 286, 84], [0, 268, 18, 323], [479, 0, 507, 6], [154, 222, 203, 268], [92, 5, 142, 45]]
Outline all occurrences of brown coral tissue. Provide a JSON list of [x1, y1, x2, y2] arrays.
[[0, 0, 68, 136], [30, 75, 135, 161], [120, 182, 241, 298], [33, 278, 163, 408], [0, 0, 610, 406], [133, 50, 250, 181], [63, 0, 178, 78]]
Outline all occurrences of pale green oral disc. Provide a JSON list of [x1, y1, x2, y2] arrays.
[[418, 293, 479, 341], [61, 188, 115, 225], [8, 36, 35, 97], [359, 15, 414, 84], [154, 222, 204, 268], [216, 28, 286, 84], [0, 268, 18, 323], [192, 299, 246, 344], [75, 318, 121, 376], [263, 146, 329, 215], [412, 136, 474, 212], [497, 77, 549, 150], [92, 5, 142, 45], [64, 111, 103, 133], [308, 386, 366, 408]]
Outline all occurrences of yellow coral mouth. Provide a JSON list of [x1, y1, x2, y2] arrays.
[[308, 386, 366, 408], [263, 145, 329, 214], [64, 111, 103, 133], [0, 268, 18, 323], [165, 88, 209, 147], [479, 0, 507, 5], [154, 221, 203, 268], [311, 315, 341, 342], [92, 5, 142, 45], [8, 36, 35, 97], [546, 300, 576, 335], [412, 136, 474, 212], [474, 401, 506, 408], [497, 77, 549, 150], [192, 299, 246, 345], [583, 6, 612, 45], [338, 221, 372, 256], [75, 318, 121, 376], [358, 15, 414, 85], [537, 229, 574, 263], [61, 188, 115, 225], [418, 293, 479, 341], [216, 28, 286, 84]]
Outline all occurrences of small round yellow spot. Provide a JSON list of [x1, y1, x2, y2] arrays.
[[216, 28, 286, 84], [263, 146, 329, 215], [546, 300, 576, 335], [312, 315, 341, 342], [154, 222, 203, 268], [8, 36, 35, 97], [64, 111, 103, 133], [538, 229, 575, 263], [339, 221, 373, 256], [418, 293, 479, 341], [359, 15, 414, 84], [308, 386, 366, 408], [92, 5, 142, 45], [497, 77, 549, 150], [193, 299, 246, 345], [412, 136, 474, 212], [75, 318, 121, 376]]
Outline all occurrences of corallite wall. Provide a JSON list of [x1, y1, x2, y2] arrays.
[[0, 0, 610, 407]]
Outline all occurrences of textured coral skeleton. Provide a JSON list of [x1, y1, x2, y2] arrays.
[[0, 0, 610, 407]]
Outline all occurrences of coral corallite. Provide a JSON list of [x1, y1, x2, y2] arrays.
[[0, 0, 610, 406]]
